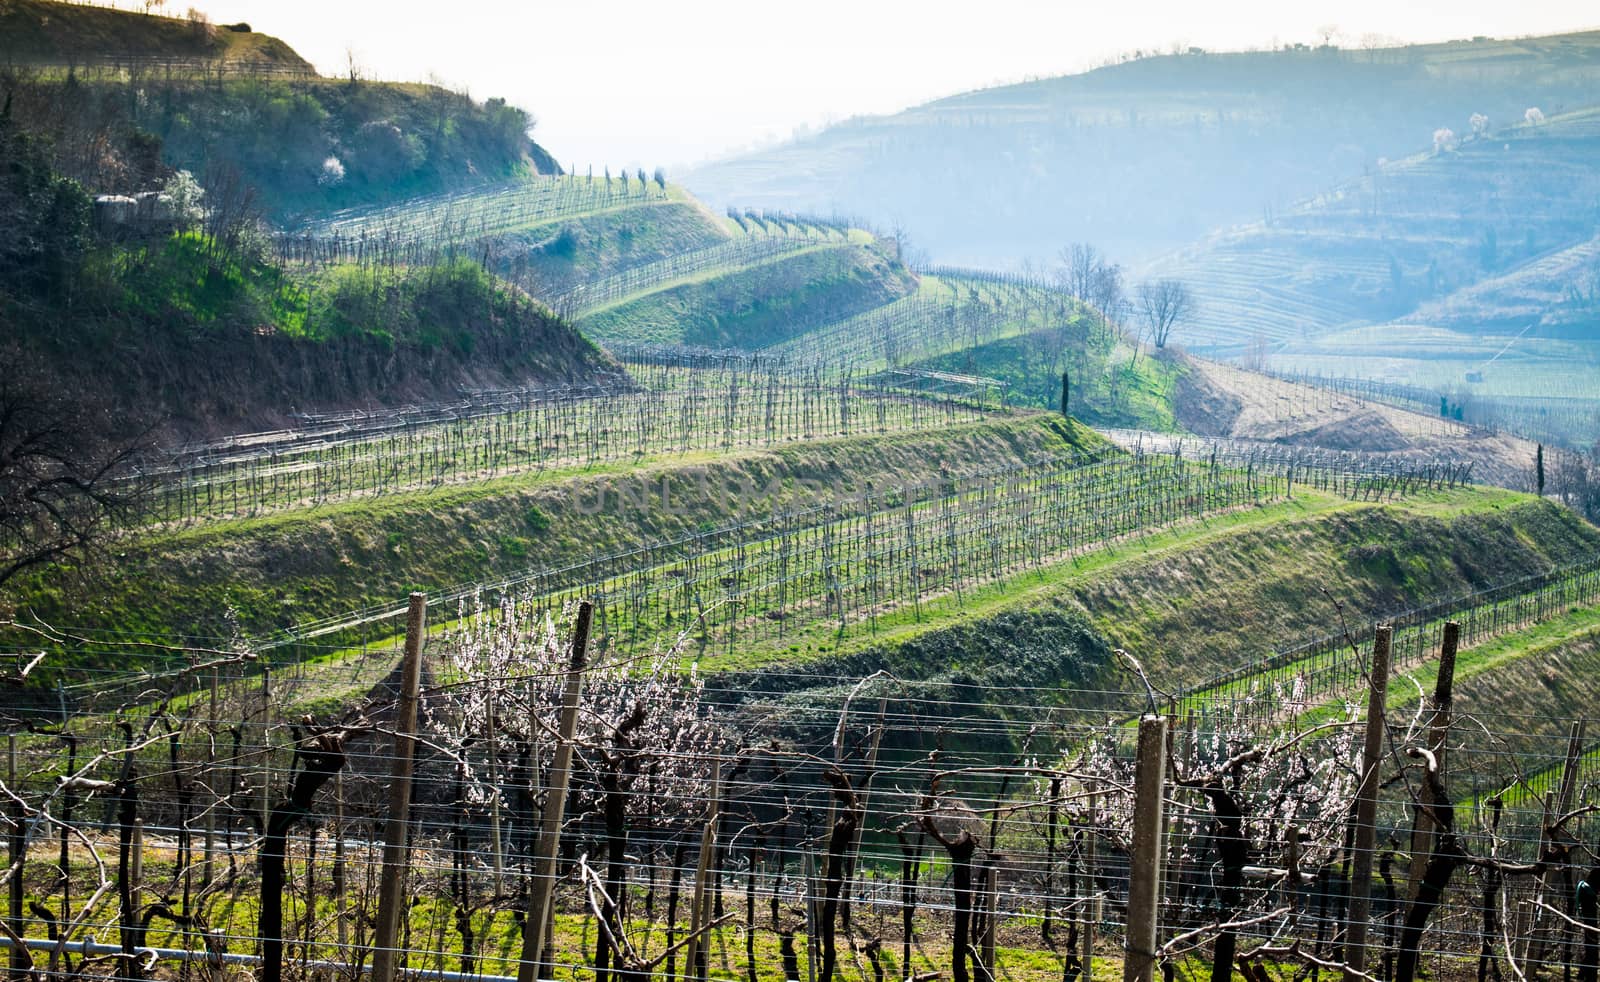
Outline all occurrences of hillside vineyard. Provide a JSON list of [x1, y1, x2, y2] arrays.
[[2, 5, 1600, 982]]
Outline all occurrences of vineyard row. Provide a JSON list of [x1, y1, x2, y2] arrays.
[[252, 443, 1467, 666], [132, 374, 996, 525], [3, 610, 1594, 982], [298, 175, 670, 242], [763, 280, 1070, 373], [1175, 552, 1600, 723], [558, 233, 845, 317]]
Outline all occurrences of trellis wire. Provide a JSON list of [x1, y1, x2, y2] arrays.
[[128, 367, 995, 525]]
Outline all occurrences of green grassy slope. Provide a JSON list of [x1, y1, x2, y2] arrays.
[[577, 240, 917, 347], [721, 492, 1600, 744], [0, 0, 313, 73], [8, 231, 616, 437], [2, 416, 1100, 672], [915, 324, 1180, 431], [505, 201, 734, 294], [1248, 604, 1600, 817], [1410, 614, 1600, 771]]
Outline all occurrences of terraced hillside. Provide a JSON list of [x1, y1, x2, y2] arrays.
[[1151, 107, 1600, 351], [1165, 356, 1541, 488], [686, 488, 1598, 736], [1398, 231, 1600, 337], [687, 32, 1600, 267], [285, 175, 919, 347], [2, 411, 1085, 677], [284, 177, 1189, 434], [576, 233, 914, 347], [20, 408, 1584, 717]]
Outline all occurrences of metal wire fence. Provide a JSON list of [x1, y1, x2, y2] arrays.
[[2, 602, 1596, 982], [129, 367, 997, 525]]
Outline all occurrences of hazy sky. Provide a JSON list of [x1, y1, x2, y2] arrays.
[[194, 0, 1598, 171]]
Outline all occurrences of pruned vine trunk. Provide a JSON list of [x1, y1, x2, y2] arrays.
[[259, 728, 352, 982]]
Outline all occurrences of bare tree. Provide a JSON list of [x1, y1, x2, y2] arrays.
[[1057, 243, 1124, 337], [1089, 261, 1125, 331], [1057, 243, 1101, 303], [1135, 278, 1193, 349], [0, 351, 148, 589]]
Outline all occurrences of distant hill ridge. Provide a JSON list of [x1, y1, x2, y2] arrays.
[[686, 30, 1600, 268], [1149, 104, 1600, 350]]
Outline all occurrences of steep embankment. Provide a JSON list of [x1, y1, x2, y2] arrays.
[[721, 492, 1600, 748], [686, 32, 1600, 268], [4, 416, 1099, 671], [0, 152, 617, 438]]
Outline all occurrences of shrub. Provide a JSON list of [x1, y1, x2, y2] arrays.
[[162, 169, 205, 230], [350, 119, 425, 183], [318, 156, 346, 187], [185, 7, 214, 41]]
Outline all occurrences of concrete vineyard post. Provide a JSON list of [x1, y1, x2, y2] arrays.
[[370, 592, 428, 982], [1082, 781, 1098, 982], [687, 759, 723, 982], [1124, 716, 1167, 982]]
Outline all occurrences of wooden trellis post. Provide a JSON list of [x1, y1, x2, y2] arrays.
[[370, 593, 427, 982], [518, 601, 594, 982], [686, 759, 724, 982], [1345, 624, 1393, 982]]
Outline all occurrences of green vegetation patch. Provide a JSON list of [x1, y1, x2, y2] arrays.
[[2, 48, 553, 218], [579, 242, 918, 347], [2, 416, 1102, 683], [918, 324, 1181, 431], [719, 492, 1600, 743], [0, 0, 313, 73], [505, 201, 732, 292]]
